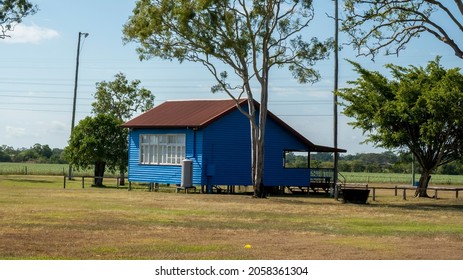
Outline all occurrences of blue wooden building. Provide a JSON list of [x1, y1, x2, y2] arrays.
[[122, 99, 345, 192]]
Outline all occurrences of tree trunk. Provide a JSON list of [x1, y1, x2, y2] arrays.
[[251, 62, 269, 198], [253, 107, 267, 198], [250, 111, 265, 198], [248, 100, 267, 198], [415, 170, 431, 197], [94, 161, 106, 187], [253, 137, 266, 198], [119, 170, 125, 186]]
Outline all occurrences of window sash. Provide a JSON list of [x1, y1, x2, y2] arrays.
[[139, 134, 185, 165]]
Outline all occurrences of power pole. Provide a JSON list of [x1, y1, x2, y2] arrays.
[[68, 32, 89, 180], [333, 0, 340, 199]]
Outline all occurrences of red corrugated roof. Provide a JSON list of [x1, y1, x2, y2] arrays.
[[122, 99, 248, 128], [122, 98, 346, 153]]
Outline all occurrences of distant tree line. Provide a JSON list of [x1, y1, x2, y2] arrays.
[[0, 144, 66, 164], [2, 144, 463, 176], [311, 151, 463, 176]]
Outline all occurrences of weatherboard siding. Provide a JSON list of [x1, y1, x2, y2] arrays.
[[127, 128, 204, 185], [201, 107, 311, 187], [263, 116, 311, 186], [202, 108, 253, 186]]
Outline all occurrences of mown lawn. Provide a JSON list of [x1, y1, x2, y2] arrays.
[[0, 175, 462, 260]]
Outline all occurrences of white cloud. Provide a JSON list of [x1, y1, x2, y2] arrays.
[[46, 121, 68, 133], [1, 23, 59, 44], [5, 126, 26, 138]]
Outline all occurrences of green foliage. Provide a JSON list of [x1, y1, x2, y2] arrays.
[[123, 0, 332, 91], [0, 150, 12, 162], [64, 114, 128, 175], [92, 72, 154, 122], [338, 58, 463, 194], [0, 144, 65, 164], [437, 162, 463, 176], [340, 58, 463, 161], [0, 0, 37, 39]]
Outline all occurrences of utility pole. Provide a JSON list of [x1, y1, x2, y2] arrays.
[[333, 0, 340, 199], [412, 153, 416, 186], [68, 32, 89, 180]]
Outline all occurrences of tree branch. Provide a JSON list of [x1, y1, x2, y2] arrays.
[[343, 0, 463, 59]]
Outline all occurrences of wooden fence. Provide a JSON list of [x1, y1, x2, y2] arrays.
[[341, 185, 463, 200], [63, 176, 122, 189]]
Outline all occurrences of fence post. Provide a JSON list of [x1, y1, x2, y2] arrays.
[[63, 176, 66, 189], [434, 189, 438, 199], [457, 190, 459, 199], [82, 176, 85, 188], [394, 186, 398, 196], [403, 188, 407, 200], [372, 188, 376, 201]]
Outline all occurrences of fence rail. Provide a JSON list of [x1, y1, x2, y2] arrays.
[[340, 185, 463, 200], [63, 176, 122, 189]]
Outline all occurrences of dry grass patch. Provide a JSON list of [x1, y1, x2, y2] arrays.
[[0, 175, 462, 259]]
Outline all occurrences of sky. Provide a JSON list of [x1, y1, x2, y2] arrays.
[[0, 0, 460, 154]]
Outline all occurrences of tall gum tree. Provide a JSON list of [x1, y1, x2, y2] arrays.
[[341, 0, 463, 60], [338, 58, 463, 197], [123, 0, 333, 197]]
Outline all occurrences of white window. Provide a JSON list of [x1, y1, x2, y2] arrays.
[[140, 134, 186, 165]]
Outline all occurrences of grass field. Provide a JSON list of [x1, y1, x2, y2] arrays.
[[0, 162, 115, 176], [0, 174, 462, 260]]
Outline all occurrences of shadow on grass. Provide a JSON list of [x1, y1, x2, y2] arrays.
[[366, 201, 463, 212], [90, 185, 128, 190], [5, 178, 55, 184]]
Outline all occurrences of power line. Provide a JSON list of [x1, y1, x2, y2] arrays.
[[279, 114, 333, 117], [0, 94, 93, 100], [0, 107, 90, 113], [0, 102, 92, 106]]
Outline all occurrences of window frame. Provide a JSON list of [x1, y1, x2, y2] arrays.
[[139, 134, 186, 166], [283, 149, 309, 169]]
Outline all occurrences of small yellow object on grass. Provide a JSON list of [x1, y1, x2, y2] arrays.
[[244, 244, 252, 249]]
